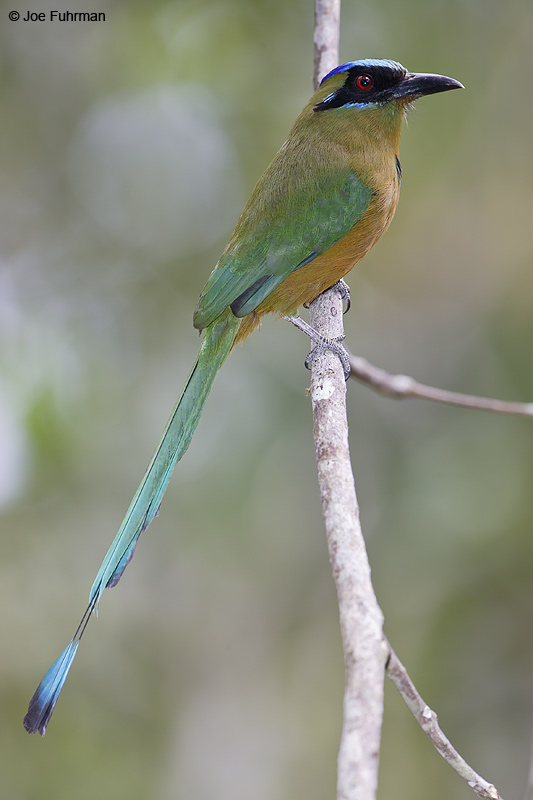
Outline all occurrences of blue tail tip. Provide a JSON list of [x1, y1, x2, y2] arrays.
[[23, 641, 79, 736]]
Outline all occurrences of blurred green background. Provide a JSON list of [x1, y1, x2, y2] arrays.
[[1, 0, 533, 797]]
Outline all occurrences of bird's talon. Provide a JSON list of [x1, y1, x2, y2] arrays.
[[334, 280, 351, 314]]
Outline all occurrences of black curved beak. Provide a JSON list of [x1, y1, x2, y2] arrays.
[[394, 72, 464, 100]]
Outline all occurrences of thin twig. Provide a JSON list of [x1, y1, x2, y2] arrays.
[[304, 285, 387, 800], [349, 352, 533, 418], [386, 644, 504, 800]]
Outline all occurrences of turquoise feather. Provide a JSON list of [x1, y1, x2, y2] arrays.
[[24, 309, 240, 734]]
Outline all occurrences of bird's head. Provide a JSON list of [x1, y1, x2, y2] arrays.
[[314, 59, 463, 115]]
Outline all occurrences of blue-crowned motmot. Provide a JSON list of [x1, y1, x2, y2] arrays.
[[24, 59, 463, 734]]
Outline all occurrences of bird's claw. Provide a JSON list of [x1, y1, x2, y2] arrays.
[[305, 335, 352, 381], [303, 280, 351, 313], [334, 279, 351, 314]]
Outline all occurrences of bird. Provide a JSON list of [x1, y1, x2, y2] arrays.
[[24, 59, 463, 735]]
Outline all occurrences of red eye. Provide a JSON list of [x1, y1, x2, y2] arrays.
[[356, 74, 373, 90]]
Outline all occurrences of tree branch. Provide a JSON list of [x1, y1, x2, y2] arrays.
[[310, 4, 514, 800], [311, 6, 388, 799], [305, 286, 387, 800], [386, 645, 504, 800], [287, 289, 510, 800], [349, 352, 533, 418], [313, 0, 340, 89]]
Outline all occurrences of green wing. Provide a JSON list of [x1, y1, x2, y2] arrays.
[[193, 148, 373, 329]]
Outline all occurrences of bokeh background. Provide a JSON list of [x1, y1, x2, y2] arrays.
[[1, 0, 533, 798]]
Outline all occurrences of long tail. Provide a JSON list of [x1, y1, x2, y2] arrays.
[[24, 309, 241, 735]]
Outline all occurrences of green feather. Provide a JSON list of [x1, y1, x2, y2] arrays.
[[90, 308, 240, 603], [193, 155, 372, 329]]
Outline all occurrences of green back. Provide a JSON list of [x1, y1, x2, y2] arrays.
[[193, 152, 373, 329]]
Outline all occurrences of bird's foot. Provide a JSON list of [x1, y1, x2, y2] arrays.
[[334, 279, 351, 314], [304, 335, 351, 380], [282, 314, 352, 380], [302, 280, 351, 313]]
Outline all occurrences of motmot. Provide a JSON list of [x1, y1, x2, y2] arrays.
[[24, 59, 463, 734]]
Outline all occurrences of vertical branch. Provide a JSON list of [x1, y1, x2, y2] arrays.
[[312, 5, 386, 798], [308, 294, 387, 800], [314, 0, 341, 87]]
